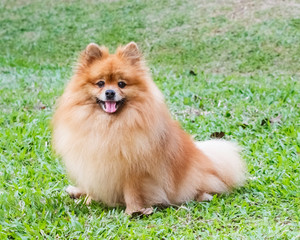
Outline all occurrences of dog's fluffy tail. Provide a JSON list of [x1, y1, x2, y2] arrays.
[[195, 140, 247, 193]]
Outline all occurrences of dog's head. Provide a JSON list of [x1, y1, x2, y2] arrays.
[[72, 42, 151, 114]]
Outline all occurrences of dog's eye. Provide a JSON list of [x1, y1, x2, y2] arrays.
[[96, 81, 105, 88], [118, 81, 126, 89]]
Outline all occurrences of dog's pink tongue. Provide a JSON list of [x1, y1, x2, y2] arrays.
[[105, 101, 117, 113]]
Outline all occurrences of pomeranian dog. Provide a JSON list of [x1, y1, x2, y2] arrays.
[[52, 42, 246, 215]]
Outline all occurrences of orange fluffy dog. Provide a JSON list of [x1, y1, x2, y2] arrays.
[[52, 42, 246, 215]]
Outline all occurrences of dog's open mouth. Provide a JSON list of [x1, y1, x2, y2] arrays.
[[96, 99, 124, 114]]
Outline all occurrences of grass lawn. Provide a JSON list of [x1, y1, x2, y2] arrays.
[[0, 0, 299, 238]]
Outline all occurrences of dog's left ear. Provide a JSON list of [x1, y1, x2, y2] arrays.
[[119, 42, 141, 64]]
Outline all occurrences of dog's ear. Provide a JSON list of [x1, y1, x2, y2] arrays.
[[119, 42, 141, 64], [81, 43, 107, 64]]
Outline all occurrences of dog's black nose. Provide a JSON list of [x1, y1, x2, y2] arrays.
[[105, 90, 115, 100]]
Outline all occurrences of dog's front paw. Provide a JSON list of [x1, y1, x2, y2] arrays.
[[196, 192, 213, 202], [66, 185, 84, 199], [140, 207, 153, 215], [125, 207, 153, 216]]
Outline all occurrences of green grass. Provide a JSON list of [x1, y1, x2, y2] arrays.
[[0, 0, 299, 239]]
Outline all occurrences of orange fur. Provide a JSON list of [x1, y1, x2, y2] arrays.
[[52, 42, 246, 214]]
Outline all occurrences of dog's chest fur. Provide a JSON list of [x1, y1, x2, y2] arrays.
[[58, 115, 164, 206]]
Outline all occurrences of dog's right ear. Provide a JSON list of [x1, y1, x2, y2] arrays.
[[81, 43, 108, 64]]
